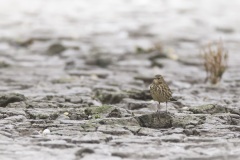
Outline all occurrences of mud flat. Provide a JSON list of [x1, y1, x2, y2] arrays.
[[0, 0, 240, 159]]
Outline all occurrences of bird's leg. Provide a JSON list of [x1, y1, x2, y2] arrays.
[[157, 102, 161, 112], [166, 102, 168, 113]]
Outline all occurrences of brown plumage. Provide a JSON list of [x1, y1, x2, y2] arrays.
[[150, 75, 172, 112]]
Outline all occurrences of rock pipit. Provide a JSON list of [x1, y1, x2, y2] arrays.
[[150, 75, 172, 112]]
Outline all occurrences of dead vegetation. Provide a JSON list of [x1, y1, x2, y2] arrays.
[[202, 41, 228, 84]]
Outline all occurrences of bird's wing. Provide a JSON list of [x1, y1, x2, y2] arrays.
[[149, 84, 155, 96]]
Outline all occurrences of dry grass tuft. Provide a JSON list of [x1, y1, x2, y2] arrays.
[[202, 41, 228, 84]]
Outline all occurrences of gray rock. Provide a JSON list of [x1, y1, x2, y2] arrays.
[[97, 125, 132, 135], [136, 112, 206, 129], [0, 60, 11, 68], [106, 107, 132, 118], [75, 148, 95, 158], [95, 90, 127, 104], [37, 140, 74, 149], [47, 42, 66, 55], [160, 134, 186, 142], [85, 53, 113, 68], [68, 96, 82, 104], [56, 114, 70, 120], [172, 113, 205, 128], [4, 115, 26, 122], [75, 132, 112, 144], [25, 109, 59, 120], [136, 112, 173, 128], [122, 98, 151, 110], [0, 93, 26, 107], [84, 105, 113, 117], [135, 127, 162, 136], [0, 107, 26, 117], [111, 152, 130, 159], [98, 117, 140, 126], [127, 89, 152, 100], [189, 104, 229, 114]]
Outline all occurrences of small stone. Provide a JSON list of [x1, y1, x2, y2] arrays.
[[69, 96, 82, 104], [182, 107, 189, 111], [4, 124, 14, 130], [42, 129, 51, 135], [167, 52, 179, 60], [32, 130, 41, 135], [88, 115, 92, 119], [47, 42, 66, 55], [92, 100, 102, 107], [107, 108, 122, 118], [64, 112, 69, 116]]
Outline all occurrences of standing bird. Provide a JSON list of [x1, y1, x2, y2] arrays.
[[150, 75, 172, 112]]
